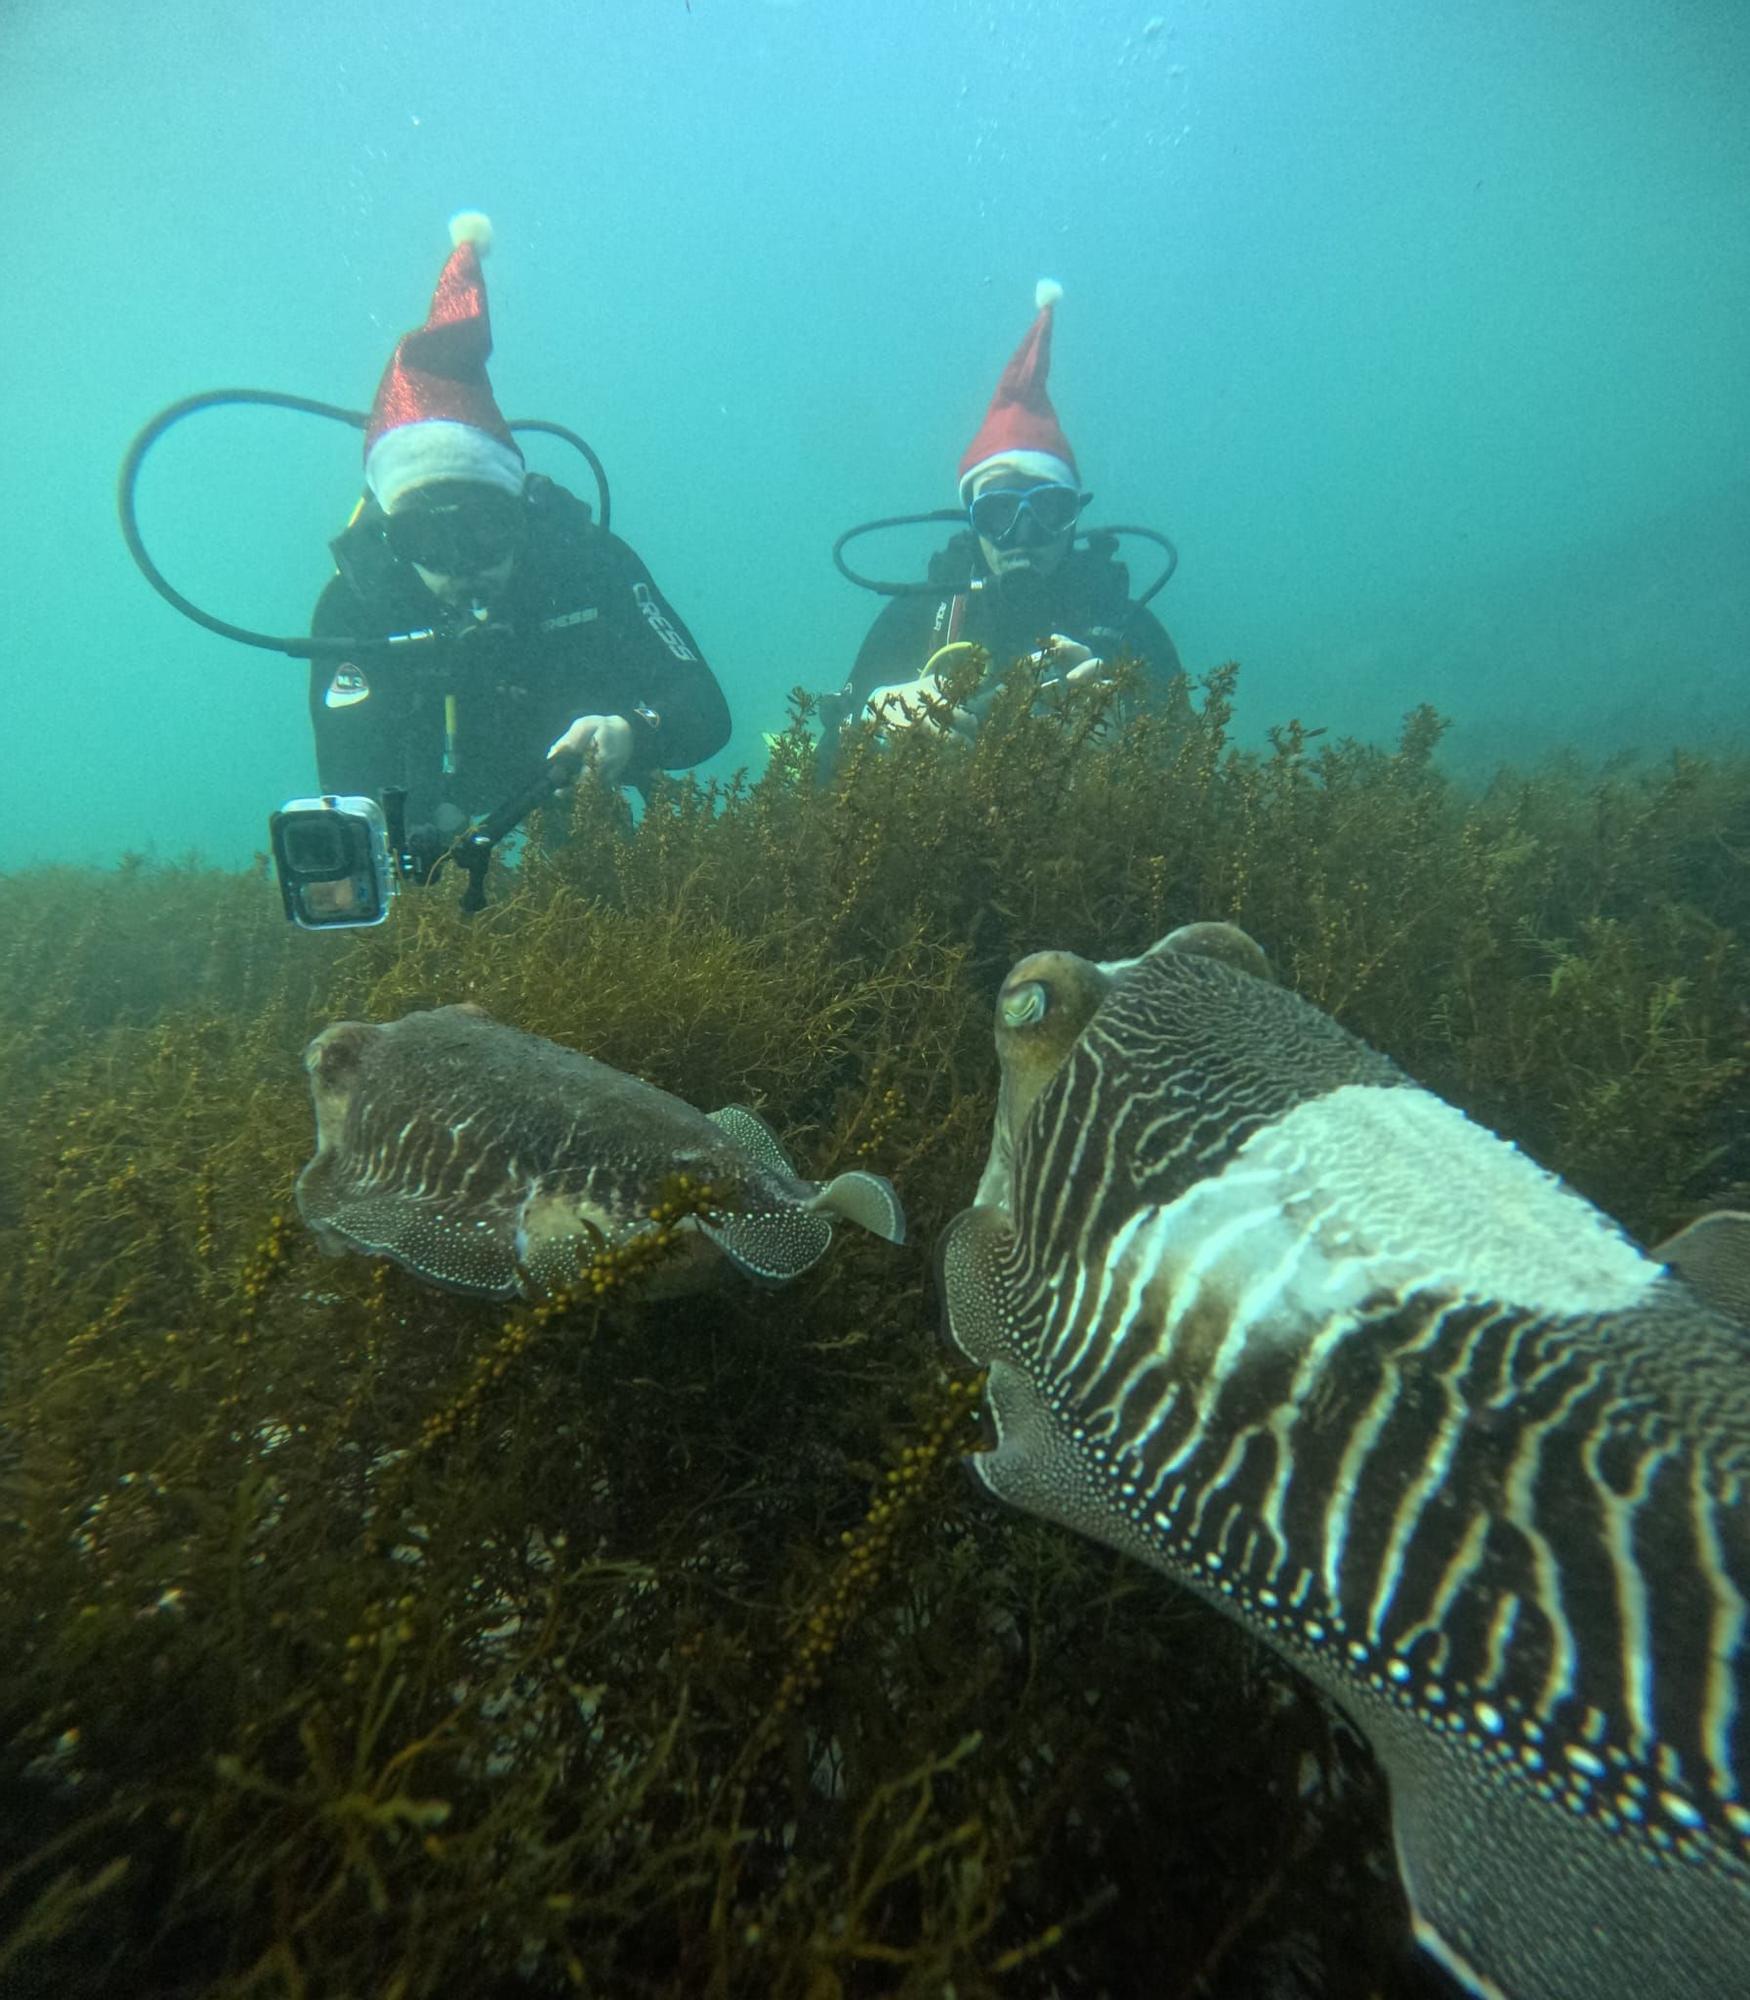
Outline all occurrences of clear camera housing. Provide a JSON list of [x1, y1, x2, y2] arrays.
[[268, 796, 393, 930]]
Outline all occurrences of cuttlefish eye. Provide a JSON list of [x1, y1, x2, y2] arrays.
[[993, 951, 1112, 1139], [1001, 980, 1049, 1029]]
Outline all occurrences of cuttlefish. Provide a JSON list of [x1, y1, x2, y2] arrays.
[[296, 1004, 904, 1299], [941, 928, 1750, 2000]]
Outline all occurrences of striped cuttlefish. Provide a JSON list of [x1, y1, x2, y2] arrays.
[[296, 1003, 905, 1299], [941, 926, 1750, 2000]]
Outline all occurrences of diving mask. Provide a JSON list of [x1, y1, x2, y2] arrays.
[[967, 481, 1086, 545], [386, 491, 527, 576]]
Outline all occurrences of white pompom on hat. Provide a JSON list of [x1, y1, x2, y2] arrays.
[[362, 212, 525, 514]]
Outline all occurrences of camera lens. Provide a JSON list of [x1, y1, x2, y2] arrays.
[[282, 816, 347, 873]]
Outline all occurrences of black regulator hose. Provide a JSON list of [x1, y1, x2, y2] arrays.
[[830, 509, 966, 597], [117, 388, 612, 659], [1087, 525, 1178, 606], [507, 419, 611, 535], [832, 509, 1179, 605]]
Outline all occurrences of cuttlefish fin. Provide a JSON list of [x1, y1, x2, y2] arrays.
[[701, 1206, 834, 1282], [704, 1104, 796, 1175], [1652, 1208, 1750, 1325], [295, 1154, 522, 1300], [937, 1205, 1016, 1368], [704, 1106, 907, 1269]]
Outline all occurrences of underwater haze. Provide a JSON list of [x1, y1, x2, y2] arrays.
[[2, 0, 1747, 869], [7, 8, 1750, 1991]]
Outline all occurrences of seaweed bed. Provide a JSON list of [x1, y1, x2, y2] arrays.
[[2, 663, 1746, 1999]]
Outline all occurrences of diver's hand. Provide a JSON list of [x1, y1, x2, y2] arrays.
[[862, 676, 978, 743], [548, 713, 634, 784], [1029, 636, 1121, 746], [863, 681, 978, 741], [863, 638, 992, 743], [1028, 634, 1107, 685]]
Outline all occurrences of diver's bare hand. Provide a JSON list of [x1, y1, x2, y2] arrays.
[[863, 678, 978, 743], [548, 713, 634, 783], [1029, 637, 1121, 746], [1028, 634, 1108, 686]]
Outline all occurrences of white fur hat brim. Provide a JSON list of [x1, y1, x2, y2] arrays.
[[958, 448, 1079, 508], [366, 419, 526, 513]]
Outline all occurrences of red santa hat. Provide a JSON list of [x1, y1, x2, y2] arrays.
[[363, 212, 525, 514], [957, 279, 1078, 504]]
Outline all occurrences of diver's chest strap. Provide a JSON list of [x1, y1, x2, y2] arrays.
[[929, 581, 982, 668]]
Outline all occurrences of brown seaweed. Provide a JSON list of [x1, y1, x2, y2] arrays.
[[0, 660, 1743, 1997]]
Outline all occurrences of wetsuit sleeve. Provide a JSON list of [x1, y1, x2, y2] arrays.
[[597, 536, 730, 774], [847, 596, 940, 710], [307, 577, 401, 798]]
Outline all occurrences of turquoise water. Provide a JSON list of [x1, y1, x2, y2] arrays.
[[3, 0, 1746, 869]]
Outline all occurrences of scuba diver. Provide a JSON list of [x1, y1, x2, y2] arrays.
[[828, 281, 1183, 747], [118, 210, 729, 927], [309, 212, 729, 838]]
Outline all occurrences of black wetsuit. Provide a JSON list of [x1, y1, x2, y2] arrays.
[[308, 476, 729, 824], [839, 530, 1183, 715]]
